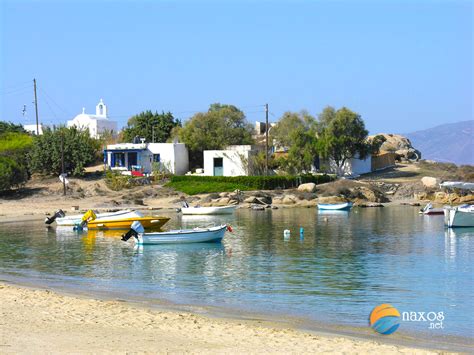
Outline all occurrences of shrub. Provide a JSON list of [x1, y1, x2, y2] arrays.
[[105, 170, 132, 191], [105, 170, 152, 191], [0, 156, 29, 191], [28, 126, 99, 177], [0, 132, 32, 191], [166, 174, 334, 195]]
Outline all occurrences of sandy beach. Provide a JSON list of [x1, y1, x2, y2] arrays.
[[0, 282, 439, 354]]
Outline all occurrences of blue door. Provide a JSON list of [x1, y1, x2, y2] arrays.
[[213, 158, 223, 176]]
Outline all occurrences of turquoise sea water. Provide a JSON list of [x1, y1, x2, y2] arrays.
[[0, 207, 472, 348]]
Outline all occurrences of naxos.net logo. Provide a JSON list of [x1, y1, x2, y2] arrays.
[[369, 304, 445, 335]]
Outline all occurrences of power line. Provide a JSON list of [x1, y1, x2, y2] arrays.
[[38, 85, 71, 117], [39, 89, 59, 120], [0, 80, 32, 92], [0, 85, 32, 96]]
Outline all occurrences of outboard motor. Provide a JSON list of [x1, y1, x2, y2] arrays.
[[121, 221, 145, 242], [45, 209, 65, 225]]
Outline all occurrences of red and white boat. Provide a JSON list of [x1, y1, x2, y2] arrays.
[[419, 203, 444, 215]]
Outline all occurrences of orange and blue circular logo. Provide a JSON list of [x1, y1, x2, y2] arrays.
[[369, 304, 400, 335]]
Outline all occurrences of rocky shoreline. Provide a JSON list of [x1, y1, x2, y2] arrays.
[[174, 176, 473, 211], [1, 167, 472, 221]]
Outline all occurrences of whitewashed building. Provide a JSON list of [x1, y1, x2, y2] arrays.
[[105, 142, 189, 175], [203, 145, 259, 176], [67, 99, 117, 138], [323, 155, 372, 177], [23, 124, 45, 135]]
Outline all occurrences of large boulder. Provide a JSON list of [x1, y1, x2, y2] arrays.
[[281, 194, 297, 205], [370, 133, 421, 161], [421, 176, 440, 189], [297, 183, 317, 193]]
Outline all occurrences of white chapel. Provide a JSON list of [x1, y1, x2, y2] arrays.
[[67, 99, 118, 138]]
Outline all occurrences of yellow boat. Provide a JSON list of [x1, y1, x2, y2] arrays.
[[79, 210, 170, 230]]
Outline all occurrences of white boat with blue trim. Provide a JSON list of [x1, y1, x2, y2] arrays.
[[317, 202, 353, 211], [121, 221, 230, 244]]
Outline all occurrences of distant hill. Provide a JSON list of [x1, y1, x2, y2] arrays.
[[403, 121, 474, 166]]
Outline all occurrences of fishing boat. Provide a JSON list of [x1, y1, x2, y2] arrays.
[[181, 205, 237, 215], [75, 209, 170, 230], [317, 202, 353, 211], [419, 202, 444, 215], [121, 221, 231, 244], [444, 204, 474, 227]]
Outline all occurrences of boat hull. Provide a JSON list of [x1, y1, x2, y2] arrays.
[[317, 202, 353, 210], [137, 225, 227, 244], [420, 209, 444, 215], [444, 205, 474, 227], [88, 216, 170, 230], [181, 206, 237, 215], [56, 210, 138, 226]]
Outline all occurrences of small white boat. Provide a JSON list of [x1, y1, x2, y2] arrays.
[[317, 202, 353, 211], [121, 221, 230, 244], [444, 204, 474, 227], [181, 205, 237, 215], [419, 202, 444, 215], [55, 210, 142, 226]]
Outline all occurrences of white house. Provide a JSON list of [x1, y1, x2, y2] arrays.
[[23, 124, 45, 135], [67, 99, 117, 138], [323, 155, 372, 176], [203, 145, 259, 176], [105, 142, 189, 175]]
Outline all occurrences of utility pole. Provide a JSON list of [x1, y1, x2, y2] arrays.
[[61, 133, 66, 196], [265, 103, 269, 176], [33, 78, 39, 135], [152, 126, 155, 143]]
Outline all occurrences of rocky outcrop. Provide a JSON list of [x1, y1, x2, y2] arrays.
[[297, 183, 317, 193], [421, 176, 440, 189], [371, 133, 421, 161]]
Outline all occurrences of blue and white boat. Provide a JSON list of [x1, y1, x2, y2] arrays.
[[317, 202, 353, 211], [121, 221, 230, 245]]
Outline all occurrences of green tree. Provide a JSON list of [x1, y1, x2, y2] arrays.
[[317, 107, 370, 175], [122, 111, 180, 143], [29, 126, 100, 176], [317, 106, 336, 133], [270, 111, 318, 174], [271, 111, 317, 148], [175, 103, 254, 167]]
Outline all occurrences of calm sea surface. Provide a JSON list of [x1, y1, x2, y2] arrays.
[[0, 207, 473, 346]]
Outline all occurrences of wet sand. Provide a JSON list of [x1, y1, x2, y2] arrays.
[[0, 282, 439, 354]]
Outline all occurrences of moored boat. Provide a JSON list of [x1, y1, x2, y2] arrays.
[[317, 202, 353, 211], [439, 181, 474, 227], [419, 202, 444, 215], [121, 221, 230, 244], [181, 205, 237, 215], [73, 209, 170, 230], [444, 204, 474, 228], [52, 210, 139, 226]]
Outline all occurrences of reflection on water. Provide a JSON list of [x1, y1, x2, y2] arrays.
[[0, 207, 473, 340]]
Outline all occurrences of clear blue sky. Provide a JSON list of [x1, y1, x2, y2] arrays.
[[0, 0, 472, 134]]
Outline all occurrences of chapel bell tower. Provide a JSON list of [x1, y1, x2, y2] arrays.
[[96, 99, 108, 117]]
